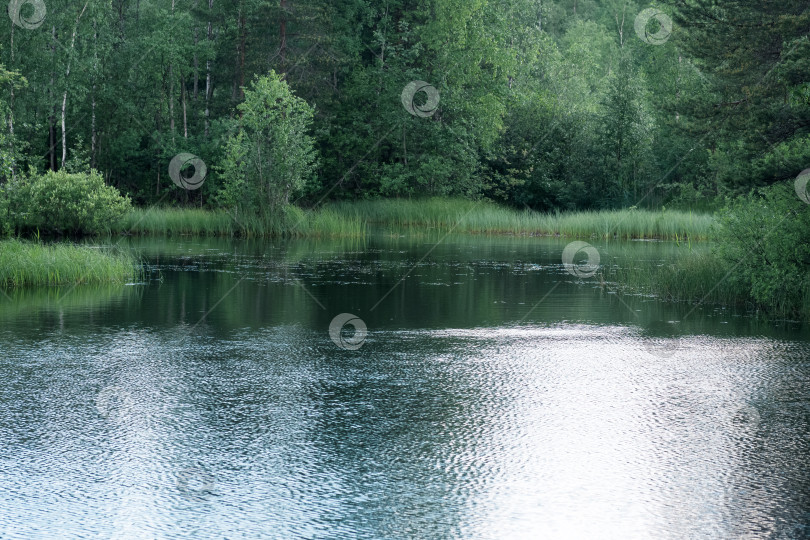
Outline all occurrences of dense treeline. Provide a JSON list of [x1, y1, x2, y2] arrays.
[[0, 0, 807, 213]]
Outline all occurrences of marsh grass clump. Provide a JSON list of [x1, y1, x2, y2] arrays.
[[121, 208, 239, 237], [284, 206, 368, 238], [607, 249, 745, 307], [0, 240, 139, 287], [120, 206, 366, 238], [326, 198, 715, 240], [117, 198, 711, 239]]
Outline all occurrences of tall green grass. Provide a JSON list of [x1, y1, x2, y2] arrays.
[[607, 247, 810, 318], [606, 249, 743, 305], [121, 208, 239, 236], [118, 198, 713, 239], [0, 240, 138, 287], [120, 206, 367, 238], [327, 198, 715, 240]]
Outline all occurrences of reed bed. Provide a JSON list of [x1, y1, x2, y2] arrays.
[[120, 207, 366, 238], [326, 198, 715, 240], [606, 248, 810, 318], [0, 240, 139, 287], [118, 198, 713, 240], [606, 250, 744, 305], [121, 208, 239, 236]]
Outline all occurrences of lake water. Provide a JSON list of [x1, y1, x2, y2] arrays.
[[1, 234, 809, 539]]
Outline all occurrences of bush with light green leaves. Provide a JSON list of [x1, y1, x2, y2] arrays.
[[9, 170, 132, 236]]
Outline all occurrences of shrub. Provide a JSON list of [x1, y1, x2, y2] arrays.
[[716, 182, 810, 318], [9, 170, 132, 236]]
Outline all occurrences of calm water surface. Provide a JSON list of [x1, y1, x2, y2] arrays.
[[1, 234, 809, 539]]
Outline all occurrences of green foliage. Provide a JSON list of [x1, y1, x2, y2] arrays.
[[62, 137, 92, 174], [597, 53, 656, 206], [715, 182, 810, 318], [663, 0, 810, 194], [216, 73, 317, 217], [9, 170, 132, 236]]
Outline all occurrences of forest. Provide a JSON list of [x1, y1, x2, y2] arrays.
[[0, 0, 805, 211]]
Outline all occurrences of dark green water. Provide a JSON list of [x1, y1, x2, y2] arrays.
[[1, 234, 809, 539]]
